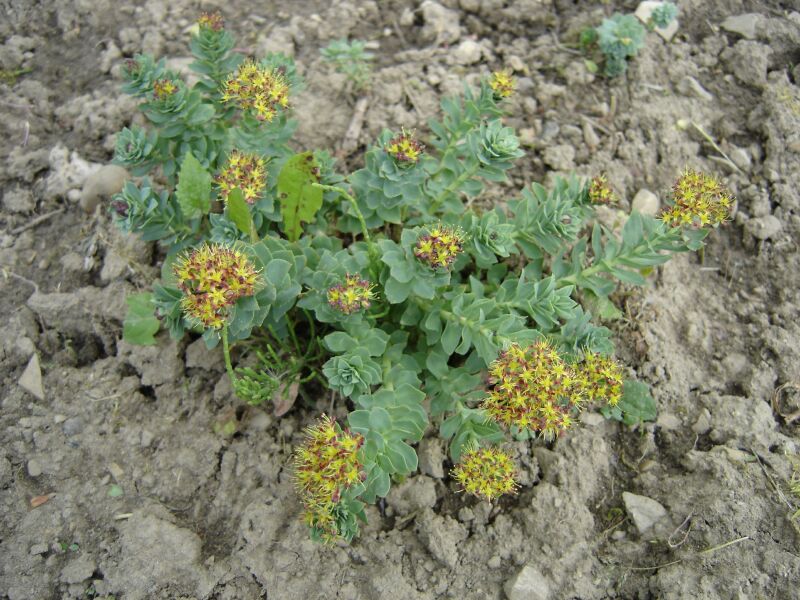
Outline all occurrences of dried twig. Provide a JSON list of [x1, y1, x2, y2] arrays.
[[10, 207, 65, 235], [339, 96, 369, 157]]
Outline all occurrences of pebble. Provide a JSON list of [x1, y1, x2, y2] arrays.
[[62, 417, 84, 437], [542, 144, 575, 171], [453, 39, 482, 65], [745, 215, 782, 240], [622, 491, 668, 535], [3, 187, 35, 213], [421, 1, 461, 45], [61, 555, 97, 584], [680, 76, 714, 102], [27, 458, 43, 477], [30, 544, 49, 555], [80, 165, 129, 213], [631, 189, 660, 216], [582, 121, 600, 149], [504, 565, 551, 600], [720, 14, 761, 39], [729, 147, 752, 172], [19, 353, 44, 401], [634, 2, 679, 42]]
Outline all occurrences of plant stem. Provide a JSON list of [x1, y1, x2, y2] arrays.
[[313, 183, 370, 243], [429, 163, 479, 212], [221, 323, 238, 387]]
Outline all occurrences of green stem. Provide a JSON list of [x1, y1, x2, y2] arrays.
[[313, 183, 370, 243], [221, 324, 238, 387], [429, 163, 479, 212]]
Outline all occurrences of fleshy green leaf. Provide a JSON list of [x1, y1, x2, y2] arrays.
[[226, 188, 253, 237], [277, 151, 323, 241], [123, 292, 160, 345], [175, 152, 211, 219], [613, 379, 657, 426]]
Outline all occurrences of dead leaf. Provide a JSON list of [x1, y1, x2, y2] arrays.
[[273, 378, 300, 417], [30, 493, 54, 508]]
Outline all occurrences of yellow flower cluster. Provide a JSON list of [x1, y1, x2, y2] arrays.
[[198, 11, 224, 31], [489, 70, 515, 99], [481, 341, 579, 440], [451, 446, 518, 502], [414, 225, 465, 270], [152, 78, 177, 100], [293, 415, 365, 543], [588, 174, 617, 204], [661, 169, 733, 228], [222, 59, 290, 122], [216, 150, 267, 205], [573, 351, 623, 407], [173, 243, 259, 329], [386, 129, 424, 165], [327, 274, 376, 315]]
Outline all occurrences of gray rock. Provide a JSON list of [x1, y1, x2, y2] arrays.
[[722, 41, 770, 88], [746, 215, 782, 240], [19, 353, 44, 401], [27, 458, 42, 477], [720, 14, 761, 39], [416, 509, 467, 568], [635, 1, 679, 42], [504, 565, 551, 600], [631, 189, 660, 216], [62, 417, 84, 437], [421, 1, 461, 45], [452, 39, 482, 65], [679, 76, 714, 102], [418, 438, 446, 478], [729, 147, 752, 172], [387, 476, 437, 516], [622, 491, 667, 535], [3, 187, 35, 213], [61, 555, 96, 584], [542, 144, 575, 171], [80, 164, 129, 213], [30, 543, 49, 556], [185, 337, 224, 371]]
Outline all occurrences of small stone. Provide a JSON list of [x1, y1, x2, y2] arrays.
[[729, 147, 751, 172], [542, 144, 575, 171], [488, 555, 502, 569], [634, 2, 679, 42], [108, 462, 124, 481], [185, 337, 224, 371], [30, 543, 49, 555], [19, 353, 44, 400], [61, 554, 97, 584], [622, 491, 667, 535], [421, 1, 461, 45], [720, 14, 761, 39], [3, 187, 35, 213], [140, 430, 154, 448], [504, 565, 551, 600], [679, 76, 713, 102], [631, 189, 659, 216], [388, 476, 438, 516], [582, 121, 600, 149], [418, 438, 446, 478], [692, 408, 712, 434], [62, 417, 84, 437], [459, 0, 480, 11], [745, 215, 782, 240], [53, 414, 67, 424], [581, 412, 605, 427], [539, 121, 560, 142], [27, 458, 43, 477], [722, 41, 770, 88], [453, 39, 482, 65], [656, 413, 681, 430], [80, 165, 129, 213]]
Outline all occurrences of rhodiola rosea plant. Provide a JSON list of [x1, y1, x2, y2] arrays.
[[112, 13, 733, 543]]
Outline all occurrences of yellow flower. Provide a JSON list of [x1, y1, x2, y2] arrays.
[[198, 11, 224, 31], [452, 446, 518, 501], [152, 78, 177, 100], [413, 225, 465, 270], [326, 274, 376, 315], [480, 341, 579, 440], [573, 351, 623, 407], [386, 128, 424, 165], [489, 70, 515, 99], [173, 243, 259, 329], [661, 169, 733, 228], [222, 59, 290, 122], [293, 415, 365, 543], [588, 174, 617, 204], [216, 150, 267, 205]]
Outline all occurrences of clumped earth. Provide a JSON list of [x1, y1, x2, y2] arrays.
[[1, 1, 799, 599]]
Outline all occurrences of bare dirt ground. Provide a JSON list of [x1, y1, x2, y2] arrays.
[[1, 1, 799, 598]]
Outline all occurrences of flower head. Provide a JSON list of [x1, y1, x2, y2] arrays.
[[489, 70, 516, 99], [588, 174, 617, 205], [661, 169, 733, 228], [152, 78, 177, 101], [452, 446, 518, 502], [481, 341, 579, 440], [573, 352, 623, 407], [386, 128, 424, 165], [327, 274, 376, 315], [173, 243, 259, 329], [414, 224, 465, 270], [293, 415, 365, 543], [222, 59, 290, 122], [216, 150, 267, 205], [198, 11, 224, 31]]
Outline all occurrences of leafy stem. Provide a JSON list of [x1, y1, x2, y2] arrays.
[[313, 183, 371, 243], [429, 162, 479, 212], [221, 323, 238, 387]]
